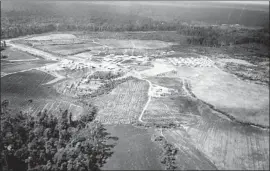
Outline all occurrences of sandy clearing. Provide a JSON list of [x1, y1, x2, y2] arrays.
[[27, 34, 77, 41], [140, 59, 175, 77]]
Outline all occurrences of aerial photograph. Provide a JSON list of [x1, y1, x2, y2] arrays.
[[0, 1, 269, 171]]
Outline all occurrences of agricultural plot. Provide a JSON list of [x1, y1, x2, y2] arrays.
[[1, 60, 56, 74], [1, 70, 56, 99], [143, 95, 203, 125], [189, 67, 269, 127], [94, 39, 175, 49], [36, 42, 102, 56], [24, 39, 85, 46], [93, 79, 149, 124], [158, 128, 218, 170], [1, 47, 38, 61], [155, 65, 269, 127], [23, 99, 84, 120], [162, 106, 269, 170], [27, 33, 77, 41]]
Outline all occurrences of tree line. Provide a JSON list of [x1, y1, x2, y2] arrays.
[[1, 100, 117, 171], [177, 24, 269, 47]]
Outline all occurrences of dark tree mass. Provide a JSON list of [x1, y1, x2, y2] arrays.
[[1, 1, 269, 47], [1, 101, 117, 171]]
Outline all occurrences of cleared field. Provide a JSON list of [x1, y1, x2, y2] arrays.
[[102, 124, 164, 170], [93, 79, 149, 124], [23, 99, 84, 120], [1, 70, 56, 99], [1, 60, 56, 74], [159, 65, 269, 127], [1, 69, 84, 119], [189, 67, 269, 127], [36, 42, 102, 56], [143, 96, 203, 125], [27, 33, 77, 41], [1, 47, 38, 61], [140, 59, 175, 77], [162, 106, 269, 170], [157, 128, 218, 170], [96, 39, 174, 49]]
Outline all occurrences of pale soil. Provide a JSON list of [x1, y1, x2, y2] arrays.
[[140, 59, 175, 77], [27, 34, 77, 41], [189, 67, 269, 126], [96, 39, 175, 49]]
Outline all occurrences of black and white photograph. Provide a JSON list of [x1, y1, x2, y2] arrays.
[[0, 1, 269, 170]]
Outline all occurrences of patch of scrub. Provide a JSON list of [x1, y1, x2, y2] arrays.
[[218, 58, 255, 66]]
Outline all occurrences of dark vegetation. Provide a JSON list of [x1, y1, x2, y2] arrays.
[[82, 76, 135, 98], [1, 2, 269, 42], [223, 62, 269, 85], [86, 71, 123, 81], [154, 135, 178, 170], [177, 24, 269, 47], [1, 100, 117, 171], [1, 41, 8, 58]]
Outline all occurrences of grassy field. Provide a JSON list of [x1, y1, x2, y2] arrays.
[[36, 42, 102, 56], [1, 70, 56, 99], [1, 60, 56, 73], [75, 31, 187, 43], [102, 124, 164, 170], [162, 104, 269, 170], [188, 67, 269, 127], [96, 39, 174, 49], [92, 79, 149, 124], [1, 47, 38, 61], [1, 69, 85, 118]]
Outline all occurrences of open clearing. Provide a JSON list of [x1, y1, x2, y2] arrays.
[[37, 42, 102, 56], [93, 79, 149, 124], [1, 47, 38, 61], [161, 107, 269, 170], [158, 64, 269, 127], [2, 32, 269, 170], [96, 39, 175, 49], [27, 33, 77, 41], [1, 69, 56, 99]]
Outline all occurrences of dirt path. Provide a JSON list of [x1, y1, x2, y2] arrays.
[[138, 78, 152, 123]]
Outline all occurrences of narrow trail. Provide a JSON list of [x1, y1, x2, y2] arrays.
[[138, 78, 153, 123]]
